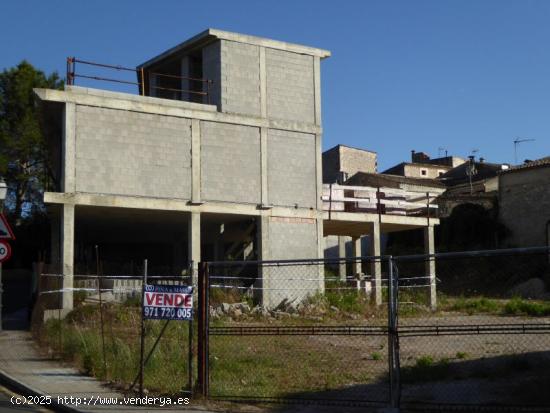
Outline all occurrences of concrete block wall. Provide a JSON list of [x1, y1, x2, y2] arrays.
[[267, 129, 316, 208], [72, 100, 318, 209], [219, 40, 261, 116], [266, 49, 315, 124], [75, 105, 192, 199], [200, 121, 261, 204], [262, 216, 321, 307]]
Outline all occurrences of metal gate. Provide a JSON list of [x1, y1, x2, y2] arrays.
[[198, 257, 393, 407]]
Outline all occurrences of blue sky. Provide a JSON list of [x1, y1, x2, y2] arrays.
[[2, 0, 549, 170]]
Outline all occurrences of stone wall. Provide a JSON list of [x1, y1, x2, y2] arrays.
[[499, 167, 550, 247], [404, 163, 449, 179]]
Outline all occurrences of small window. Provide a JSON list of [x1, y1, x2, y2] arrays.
[[421, 169, 427, 176]]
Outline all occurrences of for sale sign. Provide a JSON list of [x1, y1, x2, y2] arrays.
[[142, 284, 193, 321]]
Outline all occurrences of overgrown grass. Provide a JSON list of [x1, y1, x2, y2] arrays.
[[324, 281, 371, 314], [447, 297, 501, 315], [38, 303, 192, 395], [401, 355, 450, 383], [38, 300, 388, 397], [208, 335, 386, 398], [503, 298, 550, 316]]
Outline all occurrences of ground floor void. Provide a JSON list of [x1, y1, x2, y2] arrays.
[[43, 202, 437, 311]]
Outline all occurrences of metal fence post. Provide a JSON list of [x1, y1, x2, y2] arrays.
[[139, 259, 148, 397], [197, 261, 209, 397], [387, 256, 400, 409]]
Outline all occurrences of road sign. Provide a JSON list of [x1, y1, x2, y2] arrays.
[[0, 240, 12, 263], [0, 214, 15, 240], [143, 284, 193, 321]]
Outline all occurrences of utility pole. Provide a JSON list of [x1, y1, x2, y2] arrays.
[[514, 137, 536, 165]]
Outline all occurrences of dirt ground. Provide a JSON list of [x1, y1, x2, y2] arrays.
[[217, 313, 550, 408]]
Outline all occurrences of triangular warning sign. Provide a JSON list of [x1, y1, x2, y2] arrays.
[[0, 213, 15, 240]]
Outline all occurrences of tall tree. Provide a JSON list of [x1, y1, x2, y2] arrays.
[[0, 61, 63, 220]]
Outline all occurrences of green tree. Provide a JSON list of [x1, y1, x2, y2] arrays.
[[0, 60, 64, 220]]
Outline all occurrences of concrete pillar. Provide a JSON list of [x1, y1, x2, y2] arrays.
[[61, 204, 74, 310], [260, 128, 269, 207], [257, 216, 271, 307], [188, 212, 201, 286], [313, 56, 322, 126], [191, 119, 201, 204], [369, 221, 383, 306], [352, 236, 362, 278], [338, 236, 347, 281], [62, 103, 76, 193], [424, 225, 437, 310], [316, 218, 325, 293]]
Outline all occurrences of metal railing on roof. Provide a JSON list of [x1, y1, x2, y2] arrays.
[[66, 57, 213, 104], [322, 183, 439, 220]]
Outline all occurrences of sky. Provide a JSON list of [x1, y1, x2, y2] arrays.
[[2, 0, 549, 170]]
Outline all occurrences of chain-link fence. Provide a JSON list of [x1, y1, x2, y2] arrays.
[[28, 247, 550, 410], [393, 247, 550, 411], [30, 262, 194, 398], [200, 247, 550, 410], [204, 257, 392, 407]]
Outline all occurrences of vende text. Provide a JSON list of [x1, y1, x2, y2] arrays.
[[144, 292, 192, 308]]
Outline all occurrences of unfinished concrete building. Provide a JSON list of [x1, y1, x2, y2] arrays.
[[36, 29, 329, 310], [35, 29, 440, 311]]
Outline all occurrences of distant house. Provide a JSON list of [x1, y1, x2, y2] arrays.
[[345, 171, 445, 195], [322, 144, 377, 184], [498, 157, 550, 248], [436, 158, 509, 218], [382, 150, 466, 179]]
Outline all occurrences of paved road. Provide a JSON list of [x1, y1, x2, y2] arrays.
[[0, 387, 49, 413]]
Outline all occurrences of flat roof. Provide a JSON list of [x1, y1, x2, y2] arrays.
[[138, 28, 331, 69], [324, 144, 377, 155]]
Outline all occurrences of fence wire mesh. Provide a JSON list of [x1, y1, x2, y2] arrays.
[[206, 258, 391, 406], [394, 247, 550, 410], [26, 247, 550, 411], [31, 269, 194, 397]]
